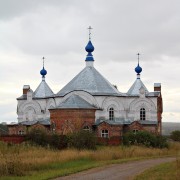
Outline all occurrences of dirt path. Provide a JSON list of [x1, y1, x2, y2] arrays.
[[55, 157, 176, 180]]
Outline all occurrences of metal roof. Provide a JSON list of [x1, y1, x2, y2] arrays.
[[127, 78, 149, 95], [57, 94, 97, 109], [17, 94, 27, 100], [19, 119, 50, 126], [95, 119, 157, 126], [146, 91, 160, 97], [33, 79, 54, 98], [57, 66, 123, 96], [154, 83, 161, 87], [139, 120, 157, 125]]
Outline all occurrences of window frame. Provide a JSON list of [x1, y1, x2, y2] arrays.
[[18, 130, 25, 135], [133, 129, 139, 134], [140, 108, 146, 120], [101, 129, 109, 138], [83, 126, 90, 131], [109, 107, 114, 121]]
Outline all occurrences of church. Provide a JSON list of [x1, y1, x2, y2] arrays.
[[9, 30, 163, 140]]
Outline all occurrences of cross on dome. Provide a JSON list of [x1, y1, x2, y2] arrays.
[[40, 57, 47, 79], [135, 53, 142, 78], [88, 26, 93, 40], [137, 53, 140, 64], [42, 57, 45, 67], [85, 26, 95, 63]]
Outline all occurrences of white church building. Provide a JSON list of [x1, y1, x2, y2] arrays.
[[14, 32, 163, 139]]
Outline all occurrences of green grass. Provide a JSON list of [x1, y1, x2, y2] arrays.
[[134, 159, 180, 180], [0, 159, 102, 180]]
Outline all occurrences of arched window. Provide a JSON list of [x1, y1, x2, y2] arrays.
[[101, 130, 109, 138], [83, 126, 90, 131], [140, 108, 146, 120], [109, 107, 114, 121]]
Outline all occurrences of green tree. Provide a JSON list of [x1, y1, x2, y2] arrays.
[[170, 130, 180, 142]]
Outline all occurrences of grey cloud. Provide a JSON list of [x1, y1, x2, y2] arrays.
[[0, 0, 180, 122]]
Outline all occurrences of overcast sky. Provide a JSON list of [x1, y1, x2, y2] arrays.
[[0, 0, 180, 123]]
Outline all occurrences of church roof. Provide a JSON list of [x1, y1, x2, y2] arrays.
[[33, 79, 54, 98], [95, 119, 157, 125], [19, 119, 50, 126], [127, 78, 149, 95], [57, 66, 123, 96], [57, 94, 97, 109], [146, 91, 160, 97]]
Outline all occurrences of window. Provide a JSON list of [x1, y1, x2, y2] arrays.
[[83, 126, 90, 131], [109, 107, 114, 121], [101, 130, 109, 138], [41, 110, 45, 114], [51, 121, 56, 132], [18, 130, 24, 135], [140, 108, 146, 120], [133, 129, 139, 134]]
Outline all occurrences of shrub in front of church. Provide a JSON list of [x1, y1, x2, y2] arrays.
[[26, 128, 49, 147], [68, 130, 97, 150], [26, 129, 68, 149], [123, 131, 168, 148], [48, 134, 68, 149], [170, 130, 180, 142]]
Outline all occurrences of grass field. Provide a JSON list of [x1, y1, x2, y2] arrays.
[[0, 142, 180, 180], [134, 158, 180, 180]]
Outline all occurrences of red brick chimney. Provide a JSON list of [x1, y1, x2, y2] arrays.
[[23, 85, 30, 95], [154, 83, 162, 135], [154, 83, 161, 92]]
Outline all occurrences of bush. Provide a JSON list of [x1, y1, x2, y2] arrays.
[[68, 130, 97, 150], [26, 129, 97, 150], [123, 131, 168, 148], [26, 128, 49, 147], [26, 129, 68, 149], [170, 130, 180, 142], [49, 134, 68, 149]]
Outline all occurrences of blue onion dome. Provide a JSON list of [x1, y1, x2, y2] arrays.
[[85, 40, 94, 52], [135, 63, 142, 74], [85, 40, 94, 61], [40, 67, 47, 77]]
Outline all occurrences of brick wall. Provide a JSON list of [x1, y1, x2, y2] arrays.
[[50, 109, 96, 134], [124, 121, 157, 134], [0, 135, 25, 144], [97, 137, 122, 145], [8, 125, 26, 135], [8, 124, 50, 135], [157, 95, 163, 135], [97, 122, 123, 138]]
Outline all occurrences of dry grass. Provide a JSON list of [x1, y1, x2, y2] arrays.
[[90, 145, 178, 161], [0, 141, 179, 177]]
